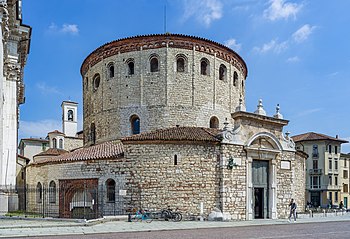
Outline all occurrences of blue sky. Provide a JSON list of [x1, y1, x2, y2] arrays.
[[20, 0, 350, 152]]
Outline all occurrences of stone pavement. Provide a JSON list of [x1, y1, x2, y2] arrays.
[[1, 213, 350, 238]]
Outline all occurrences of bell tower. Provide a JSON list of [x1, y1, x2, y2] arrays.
[[61, 101, 78, 137]]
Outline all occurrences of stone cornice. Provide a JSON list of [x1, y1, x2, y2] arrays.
[[80, 33, 248, 78], [231, 111, 289, 127]]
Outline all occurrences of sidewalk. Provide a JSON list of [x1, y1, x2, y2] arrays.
[[1, 213, 350, 238]]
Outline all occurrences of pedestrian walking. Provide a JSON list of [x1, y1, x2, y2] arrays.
[[288, 198, 297, 222]]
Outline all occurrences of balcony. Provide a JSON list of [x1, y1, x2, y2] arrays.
[[309, 169, 322, 175], [327, 185, 341, 190], [312, 153, 319, 158]]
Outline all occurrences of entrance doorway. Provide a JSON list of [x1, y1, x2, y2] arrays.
[[310, 191, 321, 207], [252, 160, 269, 219]]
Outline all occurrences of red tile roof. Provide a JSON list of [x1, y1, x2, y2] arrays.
[[47, 130, 64, 135], [121, 127, 221, 143], [34, 148, 68, 157], [292, 132, 348, 143], [29, 141, 124, 165]]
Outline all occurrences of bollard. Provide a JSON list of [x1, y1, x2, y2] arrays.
[[323, 209, 326, 217], [128, 213, 132, 222]]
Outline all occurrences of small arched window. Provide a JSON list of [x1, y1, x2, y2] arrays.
[[91, 123, 96, 145], [108, 63, 115, 78], [200, 58, 209, 75], [176, 58, 185, 72], [106, 179, 116, 202], [128, 61, 135, 75], [233, 71, 238, 86], [59, 139, 63, 149], [210, 116, 219, 129], [52, 138, 57, 148], [68, 110, 74, 121], [36, 182, 42, 203], [93, 74, 100, 91], [49, 181, 56, 203], [150, 56, 159, 72], [219, 64, 227, 81], [242, 80, 244, 90], [130, 115, 140, 135]]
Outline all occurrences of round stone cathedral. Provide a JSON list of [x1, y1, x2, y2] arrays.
[[81, 34, 248, 145]]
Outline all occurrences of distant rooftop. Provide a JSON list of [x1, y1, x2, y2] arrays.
[[292, 132, 348, 143]]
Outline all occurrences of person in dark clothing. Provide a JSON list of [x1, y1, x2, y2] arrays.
[[288, 198, 297, 222]]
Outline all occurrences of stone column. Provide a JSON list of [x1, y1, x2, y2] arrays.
[[270, 158, 277, 219], [246, 156, 253, 220]]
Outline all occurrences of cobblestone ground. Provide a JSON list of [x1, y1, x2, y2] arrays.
[[9, 221, 350, 239]]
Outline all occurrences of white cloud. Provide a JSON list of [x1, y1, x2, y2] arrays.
[[224, 38, 242, 52], [36, 82, 62, 95], [48, 23, 79, 35], [183, 0, 223, 27], [19, 119, 61, 139], [253, 39, 288, 54], [287, 56, 300, 62], [263, 0, 302, 21], [292, 24, 316, 43], [296, 108, 322, 117]]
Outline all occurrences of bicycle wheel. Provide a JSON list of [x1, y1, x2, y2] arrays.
[[145, 213, 153, 223], [161, 210, 171, 221], [173, 212, 182, 222]]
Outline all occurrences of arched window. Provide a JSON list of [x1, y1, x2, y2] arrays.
[[52, 138, 57, 148], [200, 58, 209, 75], [93, 74, 100, 91], [176, 58, 185, 72], [127, 60, 135, 75], [106, 179, 116, 202], [150, 56, 159, 72], [49, 181, 56, 203], [59, 139, 63, 149], [210, 116, 219, 129], [130, 115, 140, 135], [36, 182, 42, 203], [233, 71, 238, 86], [242, 80, 244, 90], [219, 64, 227, 81], [91, 123, 96, 145], [108, 63, 115, 78], [68, 110, 74, 121]]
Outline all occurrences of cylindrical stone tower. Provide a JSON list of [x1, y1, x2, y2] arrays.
[[81, 34, 248, 145]]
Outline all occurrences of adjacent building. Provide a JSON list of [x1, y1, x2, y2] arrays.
[[292, 132, 349, 208], [0, 0, 31, 213]]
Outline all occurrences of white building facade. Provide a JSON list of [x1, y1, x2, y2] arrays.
[[0, 0, 30, 213]]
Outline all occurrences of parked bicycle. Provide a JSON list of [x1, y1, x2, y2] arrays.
[[161, 207, 182, 222], [131, 209, 153, 223]]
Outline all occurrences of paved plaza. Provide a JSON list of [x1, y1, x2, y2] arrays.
[[1, 213, 350, 238]]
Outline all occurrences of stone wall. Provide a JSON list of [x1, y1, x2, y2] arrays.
[[64, 137, 83, 151], [220, 144, 247, 220], [82, 35, 247, 145], [123, 142, 221, 216]]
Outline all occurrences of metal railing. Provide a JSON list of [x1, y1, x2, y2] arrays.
[[0, 183, 141, 219]]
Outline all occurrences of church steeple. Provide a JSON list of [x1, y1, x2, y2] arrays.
[[61, 101, 78, 137]]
